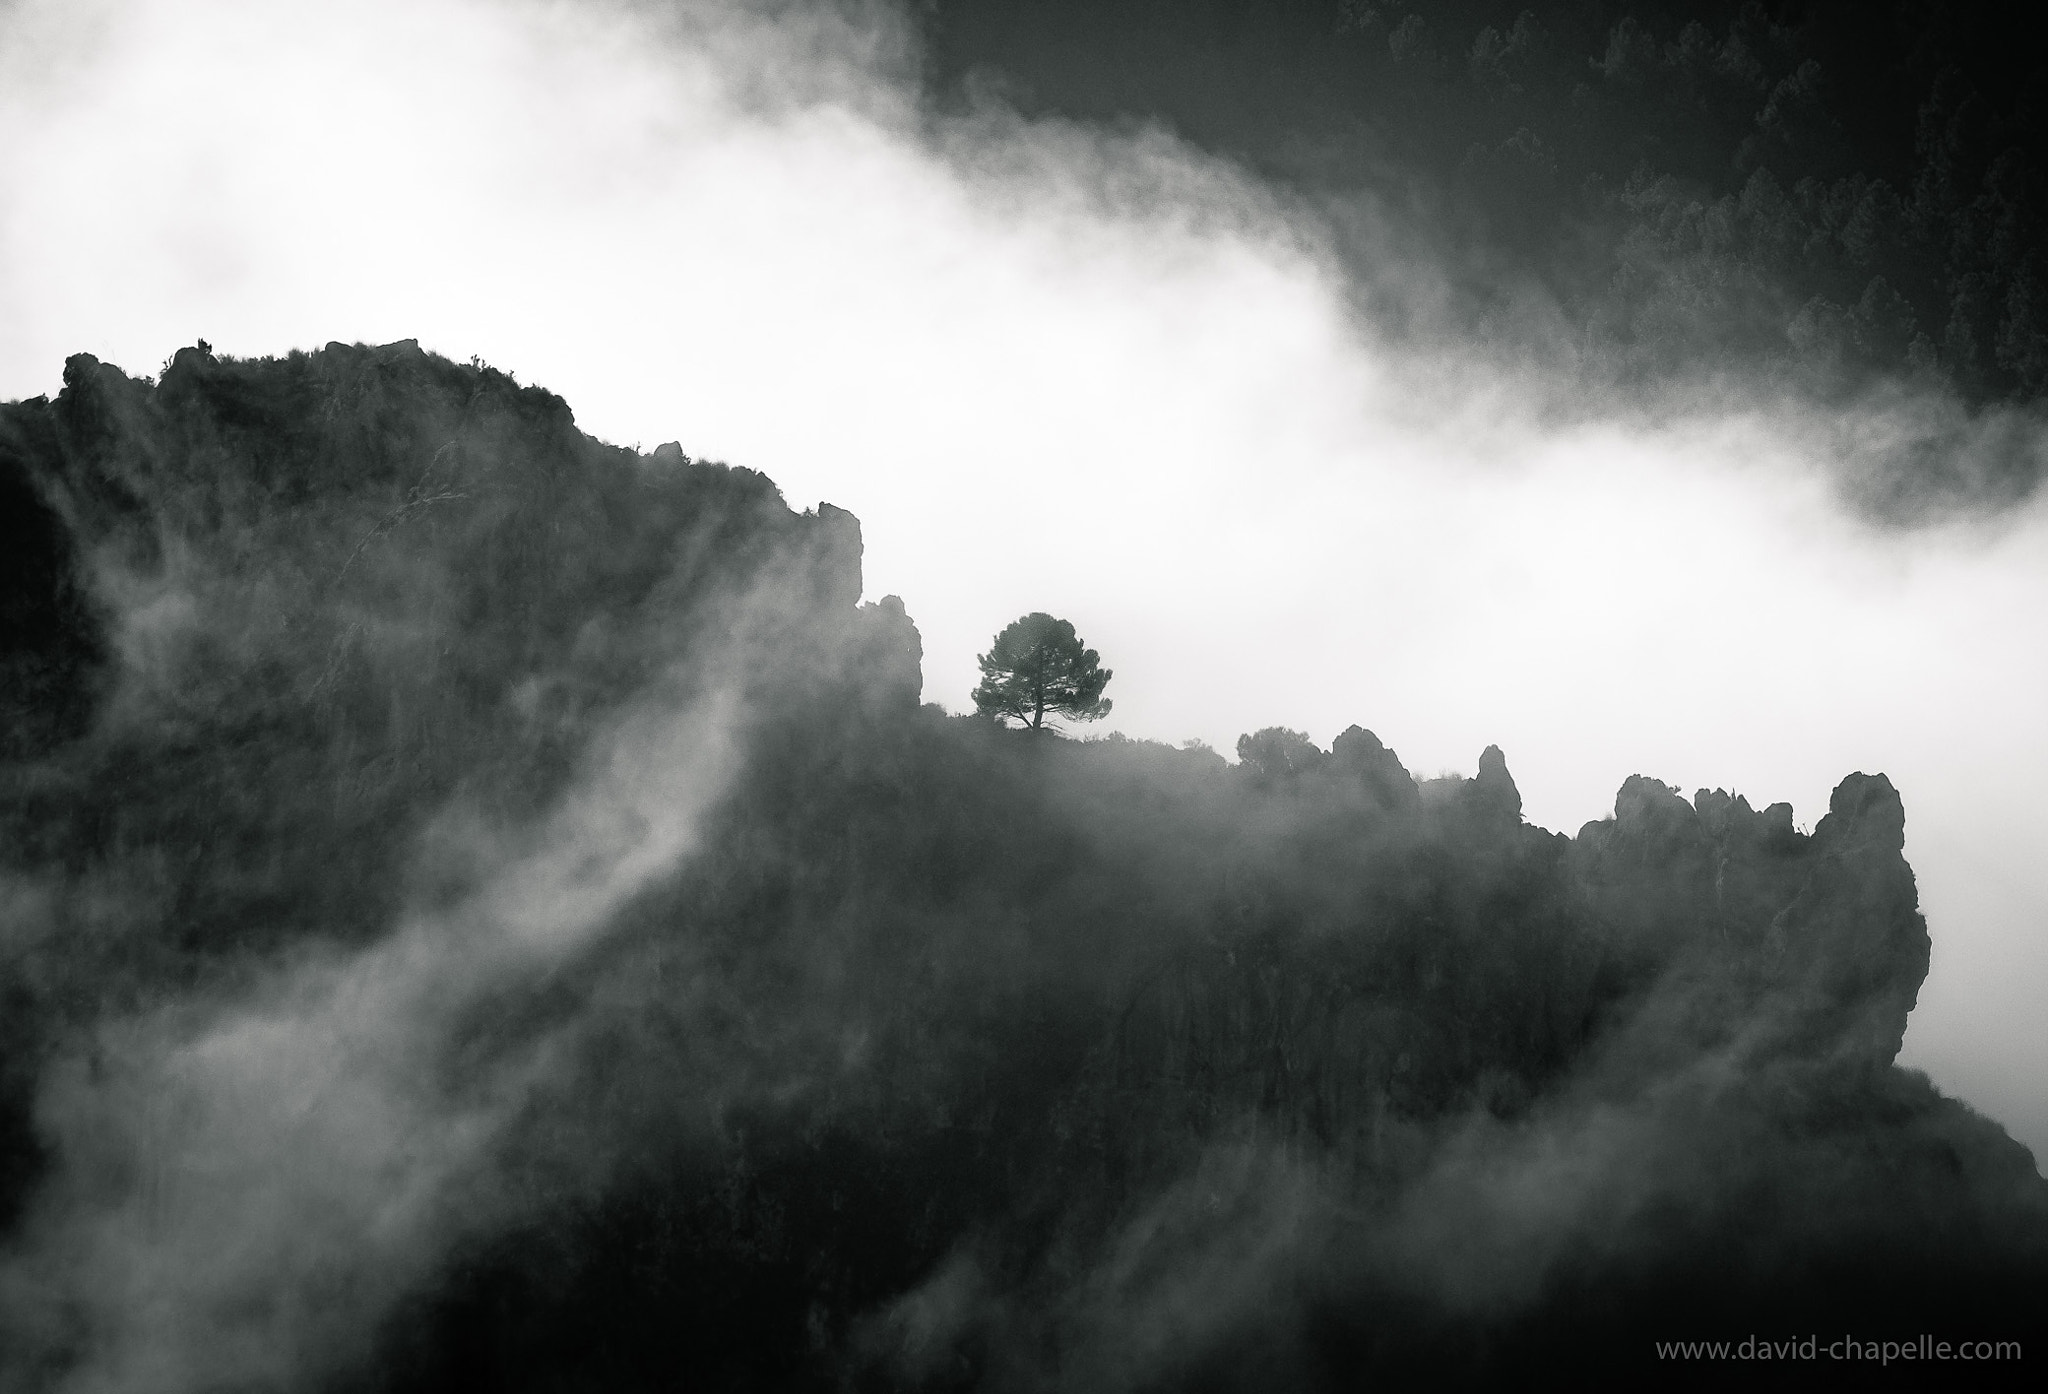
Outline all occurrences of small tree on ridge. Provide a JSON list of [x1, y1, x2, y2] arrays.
[[972, 613, 1112, 731]]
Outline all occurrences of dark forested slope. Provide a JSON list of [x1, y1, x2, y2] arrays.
[[923, 1, 2048, 517], [0, 343, 2039, 1391]]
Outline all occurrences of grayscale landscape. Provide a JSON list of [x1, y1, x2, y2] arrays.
[[2, 2, 2043, 1388]]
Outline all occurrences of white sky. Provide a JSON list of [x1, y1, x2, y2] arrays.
[[3, 0, 2043, 1162]]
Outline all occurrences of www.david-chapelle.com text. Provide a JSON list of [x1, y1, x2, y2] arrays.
[[1657, 1335, 2021, 1365]]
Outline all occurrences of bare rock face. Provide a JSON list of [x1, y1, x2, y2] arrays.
[[847, 593, 925, 711], [1789, 772, 1928, 1067], [811, 501, 866, 615], [1471, 742, 1522, 824], [0, 341, 914, 968], [1330, 724, 1420, 814], [1567, 769, 1928, 1073]]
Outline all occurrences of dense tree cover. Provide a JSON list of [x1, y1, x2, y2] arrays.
[[1, 344, 2042, 1390], [921, 1, 2048, 512]]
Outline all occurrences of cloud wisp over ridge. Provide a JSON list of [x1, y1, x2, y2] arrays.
[[3, 655, 746, 1392]]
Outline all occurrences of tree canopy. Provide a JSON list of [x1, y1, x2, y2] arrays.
[[972, 612, 1112, 731], [1236, 727, 1328, 782]]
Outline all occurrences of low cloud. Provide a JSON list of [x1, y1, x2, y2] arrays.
[[1, 14, 2045, 1378], [1, 662, 744, 1392]]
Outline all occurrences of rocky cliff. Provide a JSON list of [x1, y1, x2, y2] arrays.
[[0, 343, 2039, 1392]]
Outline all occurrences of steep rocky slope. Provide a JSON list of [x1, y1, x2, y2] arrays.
[[1, 342, 2039, 1390]]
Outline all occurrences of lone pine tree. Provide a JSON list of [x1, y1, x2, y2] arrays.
[[972, 612, 1112, 731]]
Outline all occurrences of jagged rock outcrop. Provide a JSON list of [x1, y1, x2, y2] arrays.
[[1569, 769, 1928, 1072], [0, 342, 919, 933], [1, 344, 2038, 1392], [1469, 742, 1522, 824], [1330, 723, 1420, 815]]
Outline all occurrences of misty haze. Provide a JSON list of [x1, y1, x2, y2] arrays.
[[4, 2, 2046, 1389]]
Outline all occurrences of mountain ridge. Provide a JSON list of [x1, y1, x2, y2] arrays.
[[1, 340, 2039, 1390]]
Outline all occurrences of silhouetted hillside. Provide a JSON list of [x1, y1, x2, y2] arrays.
[[1, 343, 2039, 1390]]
